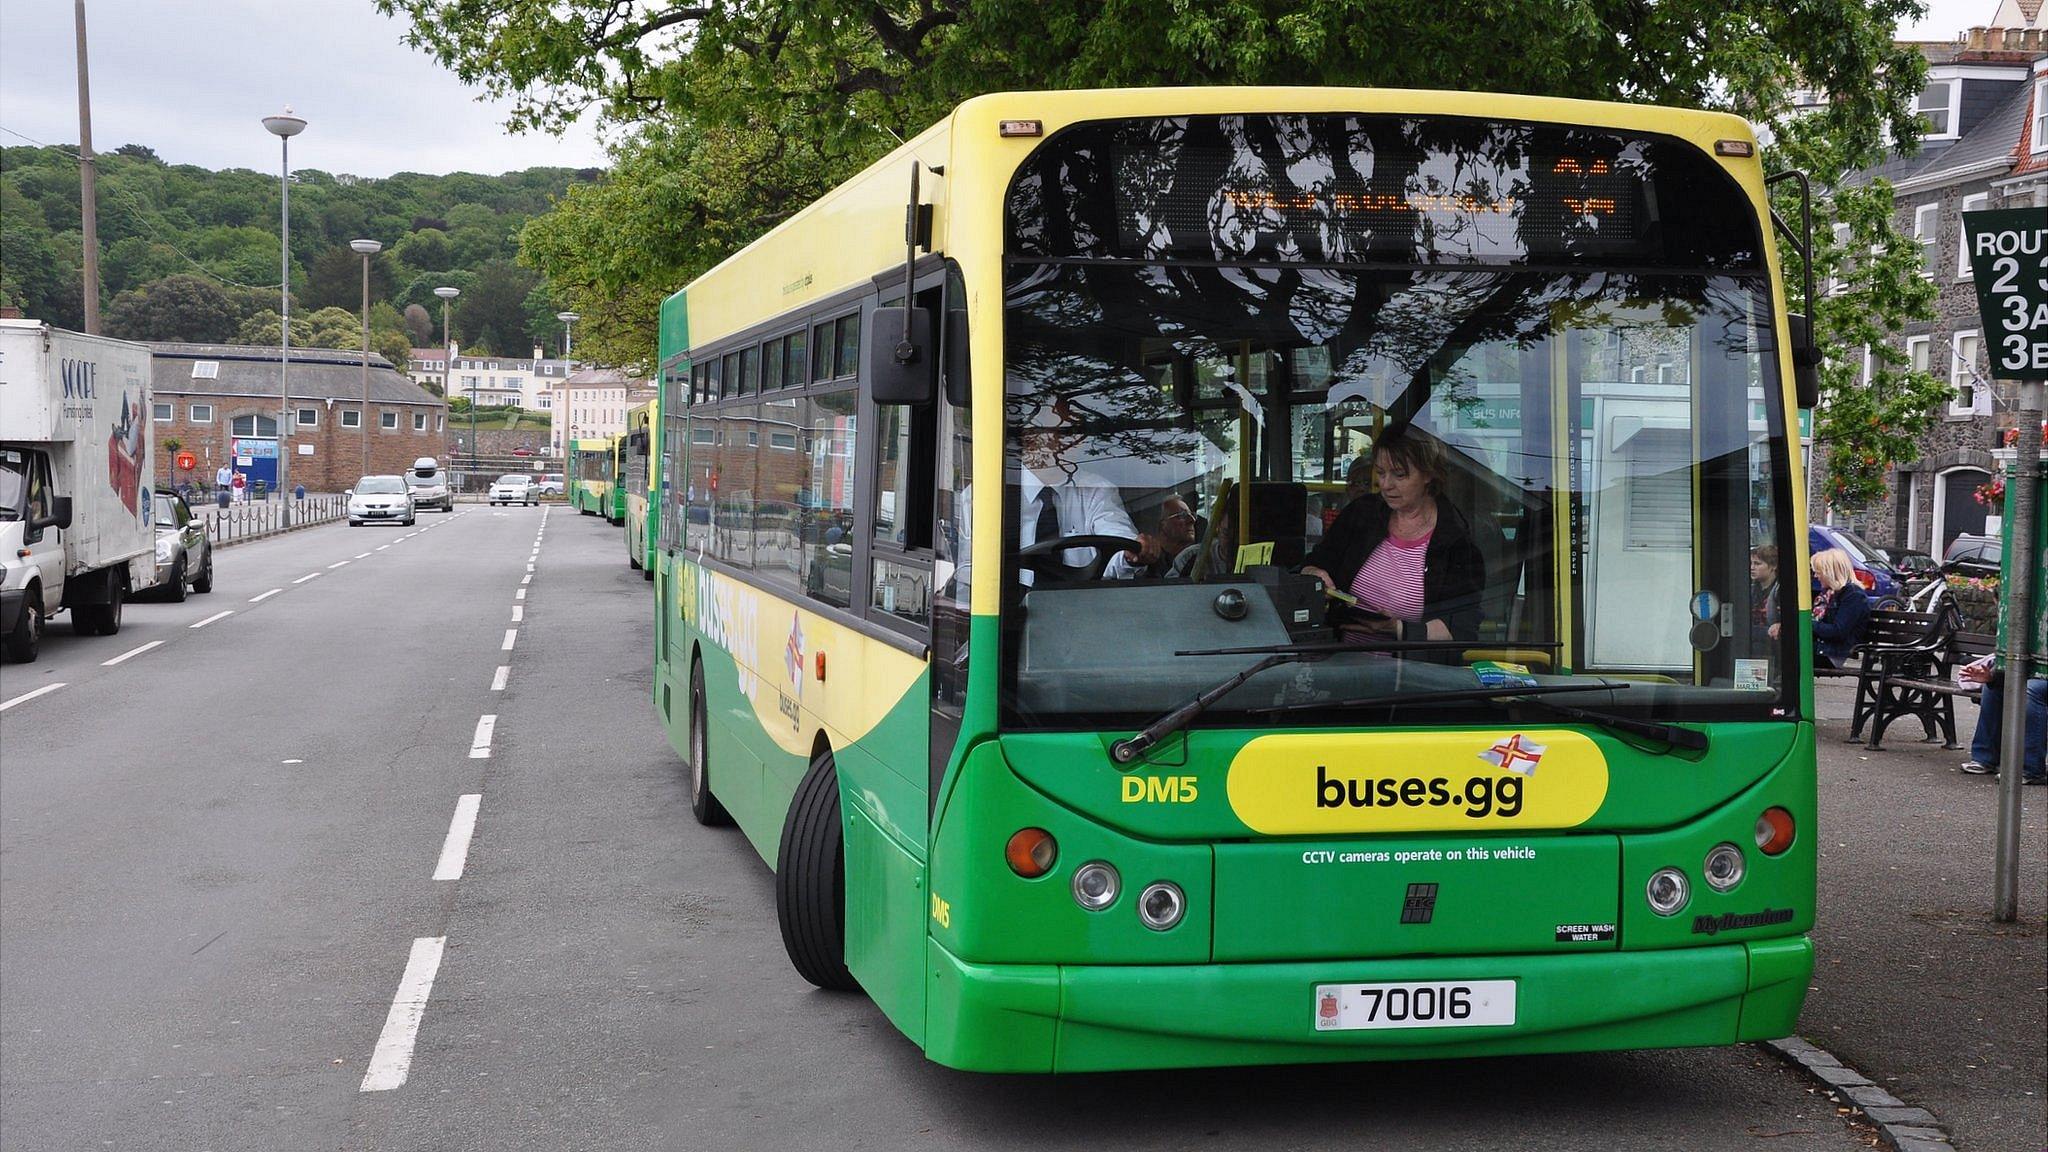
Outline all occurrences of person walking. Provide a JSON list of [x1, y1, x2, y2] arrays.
[[231, 469, 247, 505]]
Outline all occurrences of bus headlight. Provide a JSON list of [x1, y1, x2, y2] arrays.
[[1071, 861, 1120, 911], [1646, 868, 1690, 916], [1136, 882, 1185, 931], [1703, 843, 1746, 891]]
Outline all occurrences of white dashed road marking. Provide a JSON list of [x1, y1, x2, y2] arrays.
[[0, 684, 66, 712], [358, 936, 446, 1093], [501, 629, 517, 652], [469, 714, 497, 759], [327, 560, 350, 569], [491, 666, 509, 691], [189, 610, 235, 629], [249, 588, 282, 603], [511, 606, 523, 622], [433, 794, 483, 881], [292, 572, 321, 584], [101, 641, 164, 666]]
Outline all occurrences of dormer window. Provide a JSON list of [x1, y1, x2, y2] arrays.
[[2033, 77, 2048, 153], [1916, 78, 1957, 138]]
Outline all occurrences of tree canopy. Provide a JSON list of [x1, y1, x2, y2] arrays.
[[383, 2, 1941, 503], [0, 144, 599, 359]]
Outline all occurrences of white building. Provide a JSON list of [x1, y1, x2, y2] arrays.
[[547, 367, 644, 458], [407, 345, 578, 413]]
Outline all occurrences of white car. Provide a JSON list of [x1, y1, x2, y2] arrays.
[[348, 475, 417, 526], [489, 475, 537, 506]]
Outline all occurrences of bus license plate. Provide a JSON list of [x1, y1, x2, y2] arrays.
[[1313, 980, 1516, 1031]]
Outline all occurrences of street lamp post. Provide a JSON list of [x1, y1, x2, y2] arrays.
[[350, 238, 382, 479], [435, 286, 463, 488], [263, 107, 305, 523], [556, 311, 579, 359]]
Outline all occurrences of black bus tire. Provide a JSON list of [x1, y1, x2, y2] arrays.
[[688, 661, 732, 827], [775, 750, 858, 992]]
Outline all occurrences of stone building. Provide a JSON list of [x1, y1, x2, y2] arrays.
[[147, 342, 449, 493], [545, 367, 642, 458], [1821, 20, 2048, 557]]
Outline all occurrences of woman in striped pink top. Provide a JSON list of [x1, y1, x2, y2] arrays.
[[1300, 425, 1487, 644]]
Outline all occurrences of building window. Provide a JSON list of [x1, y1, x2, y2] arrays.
[[191, 361, 219, 379], [1915, 78, 1956, 137], [2034, 77, 2048, 153], [341, 409, 362, 429], [1957, 193, 1989, 277], [1913, 202, 1940, 279], [1906, 334, 1931, 378], [381, 411, 399, 430], [190, 403, 213, 423], [152, 402, 173, 422], [230, 414, 278, 437], [414, 412, 427, 431], [1950, 330, 1983, 416], [296, 407, 318, 428]]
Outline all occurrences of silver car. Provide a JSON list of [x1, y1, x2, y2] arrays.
[[144, 489, 213, 602], [406, 457, 453, 512], [348, 475, 417, 526], [488, 475, 537, 506]]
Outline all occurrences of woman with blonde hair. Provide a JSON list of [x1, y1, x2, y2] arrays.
[[1809, 548, 1869, 669]]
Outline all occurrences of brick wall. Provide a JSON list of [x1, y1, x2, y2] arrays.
[[151, 391, 452, 493]]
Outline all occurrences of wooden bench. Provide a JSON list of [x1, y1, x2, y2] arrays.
[[1866, 631, 1997, 750], [1822, 610, 1953, 744]]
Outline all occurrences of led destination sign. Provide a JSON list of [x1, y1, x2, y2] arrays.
[[1007, 114, 1760, 269]]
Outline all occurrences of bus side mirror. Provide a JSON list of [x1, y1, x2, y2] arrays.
[[943, 308, 970, 408], [869, 306, 935, 405], [1787, 312, 1822, 409]]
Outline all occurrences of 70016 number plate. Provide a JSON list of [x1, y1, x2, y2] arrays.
[[1313, 980, 1516, 1031]]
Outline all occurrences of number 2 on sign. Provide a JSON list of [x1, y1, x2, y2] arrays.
[[1989, 255, 2048, 295]]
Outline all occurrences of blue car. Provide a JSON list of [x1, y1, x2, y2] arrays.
[[1808, 524, 1906, 609]]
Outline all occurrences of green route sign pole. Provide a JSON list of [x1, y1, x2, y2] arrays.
[[1962, 207, 2045, 923]]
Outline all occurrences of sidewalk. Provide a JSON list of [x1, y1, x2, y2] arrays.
[[1802, 678, 2046, 1151], [189, 493, 347, 546]]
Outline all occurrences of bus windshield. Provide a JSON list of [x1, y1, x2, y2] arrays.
[[997, 114, 1793, 731]]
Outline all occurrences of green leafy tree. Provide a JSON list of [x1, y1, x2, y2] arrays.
[[389, 0, 1939, 507], [458, 259, 541, 354], [402, 302, 435, 347], [394, 227, 454, 271], [103, 273, 243, 342], [305, 245, 396, 311]]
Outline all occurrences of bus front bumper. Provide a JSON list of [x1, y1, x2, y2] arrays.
[[924, 935, 1812, 1073]]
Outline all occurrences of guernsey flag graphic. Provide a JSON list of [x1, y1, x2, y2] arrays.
[[1480, 734, 1546, 776]]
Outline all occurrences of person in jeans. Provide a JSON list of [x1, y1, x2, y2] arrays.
[[1958, 657, 2047, 783]]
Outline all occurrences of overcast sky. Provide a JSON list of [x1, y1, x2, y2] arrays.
[[0, 0, 2021, 179], [0, 0, 610, 178]]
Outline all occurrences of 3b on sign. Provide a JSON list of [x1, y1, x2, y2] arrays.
[[1963, 208, 2048, 381]]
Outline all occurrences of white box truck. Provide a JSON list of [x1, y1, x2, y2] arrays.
[[0, 320, 156, 662]]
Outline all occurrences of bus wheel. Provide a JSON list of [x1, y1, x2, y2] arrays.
[[688, 661, 731, 827], [776, 750, 858, 991]]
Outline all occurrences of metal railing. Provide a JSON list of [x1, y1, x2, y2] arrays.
[[200, 495, 347, 546]]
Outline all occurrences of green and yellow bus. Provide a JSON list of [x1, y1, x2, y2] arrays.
[[652, 89, 1818, 1073], [570, 437, 615, 519], [625, 398, 657, 578]]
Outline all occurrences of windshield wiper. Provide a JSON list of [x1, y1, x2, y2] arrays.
[[1252, 682, 1707, 753], [1111, 650, 1334, 765]]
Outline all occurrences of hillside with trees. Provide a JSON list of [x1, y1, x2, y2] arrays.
[[0, 143, 599, 371]]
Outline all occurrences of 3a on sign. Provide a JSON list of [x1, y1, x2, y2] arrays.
[[1963, 208, 2048, 381]]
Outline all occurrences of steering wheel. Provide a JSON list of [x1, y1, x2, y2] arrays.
[[1017, 533, 1143, 583]]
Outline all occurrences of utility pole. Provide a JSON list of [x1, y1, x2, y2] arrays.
[[74, 0, 99, 333]]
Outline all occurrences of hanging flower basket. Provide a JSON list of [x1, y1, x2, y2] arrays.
[[1974, 475, 2005, 512]]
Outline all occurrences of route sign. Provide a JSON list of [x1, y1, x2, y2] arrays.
[[1962, 207, 2048, 381]]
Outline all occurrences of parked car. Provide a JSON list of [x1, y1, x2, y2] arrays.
[[489, 474, 537, 506], [1808, 524, 1906, 609], [1942, 533, 2002, 578], [533, 473, 564, 498], [405, 457, 453, 512], [1884, 548, 1941, 579], [139, 489, 212, 602], [347, 476, 416, 526]]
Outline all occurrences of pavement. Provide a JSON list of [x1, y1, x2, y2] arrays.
[[1803, 679, 2047, 1152]]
